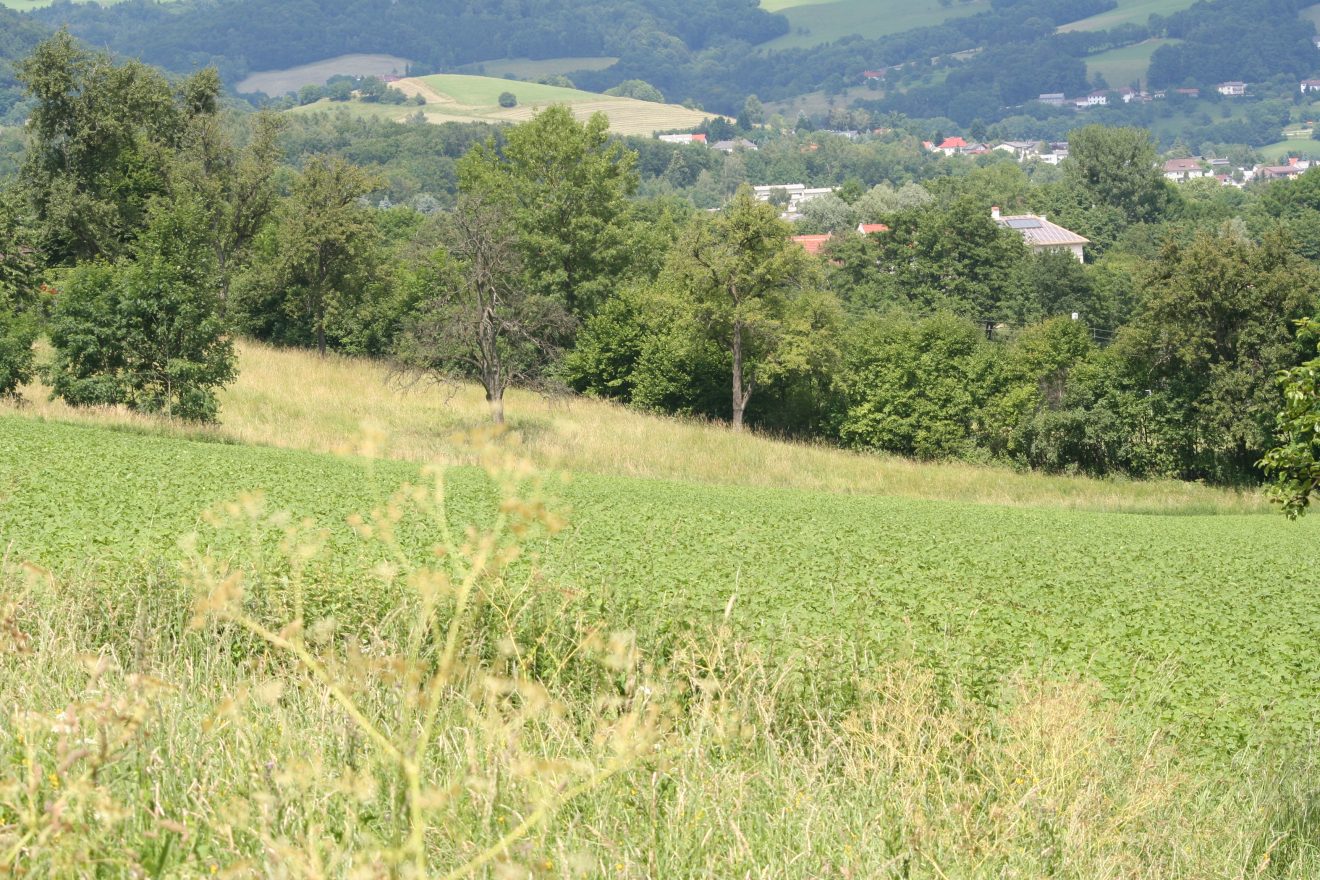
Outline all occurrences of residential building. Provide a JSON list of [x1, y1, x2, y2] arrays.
[[995, 140, 1040, 161], [857, 223, 889, 235], [1038, 93, 1066, 106], [753, 184, 837, 220], [709, 138, 757, 152], [658, 133, 707, 145], [1163, 157, 1208, 183], [1302, 79, 1320, 94], [1217, 81, 1246, 97], [924, 136, 969, 156], [862, 70, 885, 80], [991, 206, 1088, 262], [791, 234, 832, 255], [1174, 87, 1200, 98], [1084, 91, 1109, 106]]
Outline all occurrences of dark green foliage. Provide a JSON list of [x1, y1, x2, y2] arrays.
[[45, 196, 236, 421], [0, 190, 42, 398], [604, 79, 664, 103], [497, 91, 517, 108], [835, 313, 995, 459], [17, 32, 222, 265]]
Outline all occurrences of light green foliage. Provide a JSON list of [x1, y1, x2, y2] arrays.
[[1260, 318, 1320, 517], [605, 79, 665, 103], [45, 196, 236, 421], [459, 106, 640, 318], [671, 186, 836, 429], [853, 181, 932, 222], [1062, 125, 1174, 226], [835, 313, 996, 459], [796, 192, 858, 234]]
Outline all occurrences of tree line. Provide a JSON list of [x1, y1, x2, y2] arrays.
[[3, 35, 1320, 494]]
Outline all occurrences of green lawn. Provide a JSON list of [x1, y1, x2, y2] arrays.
[[4, 414, 1318, 759], [457, 56, 619, 79], [1085, 38, 1180, 89], [416, 74, 605, 106], [1260, 138, 1320, 161], [1059, 0, 1199, 31], [758, 0, 989, 49]]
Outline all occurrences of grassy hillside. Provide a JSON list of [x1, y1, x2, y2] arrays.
[[236, 53, 411, 96], [758, 0, 988, 49], [457, 56, 618, 79], [4, 342, 1319, 875], [1058, 0, 1198, 32], [1260, 137, 1320, 160], [1085, 38, 1179, 89], [290, 73, 718, 136], [7, 340, 1263, 514]]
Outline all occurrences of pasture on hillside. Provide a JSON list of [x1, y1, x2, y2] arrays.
[[3, 413, 1317, 759], [235, 53, 411, 97], [455, 56, 618, 79], [757, 0, 988, 50], [1085, 38, 1180, 89], [1261, 137, 1320, 161], [289, 73, 719, 136], [1058, 0, 1199, 32]]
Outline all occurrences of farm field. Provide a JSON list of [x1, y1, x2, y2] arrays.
[[236, 53, 411, 97], [4, 340, 1319, 874], [1085, 38, 1179, 89], [291, 73, 719, 136], [758, 0, 989, 50], [1058, 0, 1198, 32], [456, 56, 618, 79]]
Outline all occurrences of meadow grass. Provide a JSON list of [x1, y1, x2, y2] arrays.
[[1058, 0, 1199, 32], [235, 54, 412, 97], [1260, 138, 1320, 161], [757, 0, 988, 49], [293, 75, 720, 136], [5, 338, 1266, 514], [3, 427, 1318, 877], [456, 57, 619, 79], [1085, 38, 1180, 90]]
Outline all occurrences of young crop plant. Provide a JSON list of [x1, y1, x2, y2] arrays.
[[180, 429, 675, 877]]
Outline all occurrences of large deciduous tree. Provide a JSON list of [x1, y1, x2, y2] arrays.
[[674, 186, 827, 431], [259, 157, 380, 356], [396, 194, 572, 424], [1261, 319, 1320, 517], [458, 105, 639, 319], [0, 188, 42, 397], [46, 195, 236, 421], [17, 31, 220, 264], [1062, 125, 1173, 226]]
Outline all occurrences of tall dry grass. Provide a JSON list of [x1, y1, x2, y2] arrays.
[[2, 438, 1315, 877], [5, 339, 1266, 515]]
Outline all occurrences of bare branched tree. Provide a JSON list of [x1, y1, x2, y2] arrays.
[[398, 194, 573, 424]]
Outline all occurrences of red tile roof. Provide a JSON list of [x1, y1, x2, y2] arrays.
[[858, 223, 889, 234], [791, 234, 832, 255]]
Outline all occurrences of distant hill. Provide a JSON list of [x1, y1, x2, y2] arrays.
[[289, 73, 720, 136]]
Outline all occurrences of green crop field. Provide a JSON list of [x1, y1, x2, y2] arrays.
[[6, 330, 1320, 874], [1085, 38, 1179, 89], [289, 73, 720, 136], [4, 414, 1317, 757], [1059, 0, 1199, 31], [758, 0, 988, 50]]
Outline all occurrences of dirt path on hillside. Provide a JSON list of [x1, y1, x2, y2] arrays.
[[393, 78, 456, 106]]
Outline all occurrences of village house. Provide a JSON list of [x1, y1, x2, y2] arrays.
[[1255, 159, 1310, 181], [923, 136, 969, 156], [1162, 157, 1208, 183], [1302, 79, 1320, 93], [991, 206, 1088, 262], [995, 140, 1040, 161], [1039, 143, 1070, 165], [1083, 91, 1109, 106], [790, 234, 832, 255], [1038, 93, 1066, 106], [710, 137, 757, 152], [1174, 87, 1200, 98], [753, 184, 836, 220], [857, 223, 889, 235], [1217, 81, 1247, 97], [862, 70, 885, 81], [658, 133, 707, 145]]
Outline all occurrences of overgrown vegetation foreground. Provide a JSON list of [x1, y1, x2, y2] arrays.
[[3, 414, 1320, 875]]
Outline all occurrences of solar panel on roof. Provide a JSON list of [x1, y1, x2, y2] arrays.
[[1005, 218, 1044, 229]]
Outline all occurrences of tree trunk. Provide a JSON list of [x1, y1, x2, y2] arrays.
[[316, 297, 327, 357], [731, 319, 746, 432], [487, 389, 505, 425]]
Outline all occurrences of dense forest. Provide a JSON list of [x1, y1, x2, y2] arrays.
[[4, 36, 1320, 491]]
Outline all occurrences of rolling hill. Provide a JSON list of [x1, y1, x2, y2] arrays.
[[290, 73, 720, 136], [757, 0, 989, 50]]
